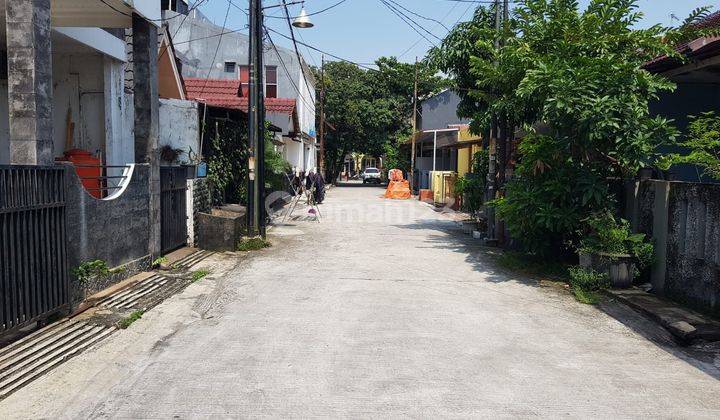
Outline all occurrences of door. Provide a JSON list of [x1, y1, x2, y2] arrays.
[[160, 166, 188, 254]]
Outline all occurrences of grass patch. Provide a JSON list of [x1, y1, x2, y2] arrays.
[[152, 256, 168, 267], [496, 252, 609, 305], [496, 251, 569, 280], [192, 269, 210, 282], [568, 266, 610, 305], [117, 310, 144, 329], [572, 288, 601, 305], [236, 237, 271, 252]]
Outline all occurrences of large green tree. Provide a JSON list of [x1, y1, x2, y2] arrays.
[[317, 57, 445, 181], [429, 0, 711, 256]]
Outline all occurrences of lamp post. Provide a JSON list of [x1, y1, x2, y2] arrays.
[[247, 0, 313, 238]]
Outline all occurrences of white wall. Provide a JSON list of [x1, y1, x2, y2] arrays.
[[52, 52, 106, 159], [158, 98, 200, 163], [297, 70, 316, 139], [284, 139, 303, 171], [104, 57, 134, 182]]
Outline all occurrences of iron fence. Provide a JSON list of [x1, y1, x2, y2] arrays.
[[0, 166, 69, 336], [160, 166, 188, 254]]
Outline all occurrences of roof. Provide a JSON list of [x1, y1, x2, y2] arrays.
[[645, 11, 720, 73], [183, 78, 297, 115]]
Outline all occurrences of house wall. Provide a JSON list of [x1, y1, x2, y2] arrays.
[[627, 180, 720, 316], [159, 98, 200, 163], [65, 163, 152, 303], [0, 52, 121, 164], [104, 58, 135, 179], [284, 139, 304, 171], [52, 52, 107, 158], [420, 90, 469, 131], [649, 82, 720, 183]]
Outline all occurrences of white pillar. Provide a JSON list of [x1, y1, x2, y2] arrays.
[[103, 57, 125, 183]]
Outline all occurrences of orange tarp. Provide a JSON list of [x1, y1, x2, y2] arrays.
[[384, 169, 411, 200]]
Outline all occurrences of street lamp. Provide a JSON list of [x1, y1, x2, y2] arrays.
[[292, 8, 314, 28], [247, 0, 313, 238]]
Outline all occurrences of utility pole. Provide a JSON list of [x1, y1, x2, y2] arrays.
[[410, 56, 418, 193], [486, 0, 502, 242], [319, 55, 326, 179], [247, 0, 266, 238]]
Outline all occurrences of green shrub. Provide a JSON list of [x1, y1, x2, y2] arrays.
[[657, 112, 720, 180], [579, 211, 654, 271], [72, 260, 118, 284], [568, 266, 610, 291], [568, 266, 610, 305], [152, 256, 168, 267]]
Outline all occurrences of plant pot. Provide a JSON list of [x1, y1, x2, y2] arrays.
[[607, 256, 634, 289], [579, 252, 634, 289]]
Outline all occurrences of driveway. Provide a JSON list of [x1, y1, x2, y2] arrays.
[[2, 184, 720, 418]]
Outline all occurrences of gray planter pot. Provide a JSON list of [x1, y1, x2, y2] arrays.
[[579, 252, 635, 289]]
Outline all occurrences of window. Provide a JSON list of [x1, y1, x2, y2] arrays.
[[239, 65, 249, 97], [162, 0, 189, 13], [224, 61, 236, 74], [265, 66, 278, 98], [239, 65, 278, 98], [365, 168, 379, 174]]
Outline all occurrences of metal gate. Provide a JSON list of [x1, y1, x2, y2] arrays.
[[0, 166, 69, 336], [160, 166, 188, 254]]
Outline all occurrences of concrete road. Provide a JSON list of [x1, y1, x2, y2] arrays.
[[3, 184, 720, 418]]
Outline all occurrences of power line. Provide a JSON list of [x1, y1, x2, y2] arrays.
[[97, 0, 209, 22], [159, 0, 214, 61], [281, 0, 316, 112], [198, 0, 233, 97], [386, 0, 450, 31], [378, 0, 440, 47], [264, 27, 317, 114], [397, 0, 460, 59], [265, 0, 352, 19], [264, 26, 378, 71]]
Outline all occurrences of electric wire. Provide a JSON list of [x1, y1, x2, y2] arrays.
[[263, 26, 317, 114], [198, 0, 234, 97], [378, 0, 440, 47], [280, 0, 316, 104]]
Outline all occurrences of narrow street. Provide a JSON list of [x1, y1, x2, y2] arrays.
[[2, 185, 720, 418]]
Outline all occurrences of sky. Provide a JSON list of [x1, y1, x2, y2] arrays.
[[195, 0, 717, 67]]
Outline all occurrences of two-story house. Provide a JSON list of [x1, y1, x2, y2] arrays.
[[161, 1, 318, 172]]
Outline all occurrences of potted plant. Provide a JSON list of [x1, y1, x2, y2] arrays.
[[577, 212, 654, 288]]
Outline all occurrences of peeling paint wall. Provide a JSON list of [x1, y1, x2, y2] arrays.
[[629, 180, 720, 316], [158, 98, 200, 163], [52, 53, 106, 158]]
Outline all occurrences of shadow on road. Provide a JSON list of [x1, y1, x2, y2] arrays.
[[392, 217, 720, 381]]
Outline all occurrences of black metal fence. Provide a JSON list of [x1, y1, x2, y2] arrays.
[[160, 166, 188, 254], [0, 166, 69, 336]]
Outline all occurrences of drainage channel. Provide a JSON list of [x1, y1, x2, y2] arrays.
[[0, 249, 216, 400]]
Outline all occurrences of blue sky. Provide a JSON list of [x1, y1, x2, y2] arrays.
[[195, 0, 716, 66]]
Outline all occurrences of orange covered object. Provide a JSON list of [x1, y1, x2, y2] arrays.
[[388, 168, 404, 182], [418, 189, 433, 203], [64, 149, 102, 199], [384, 169, 411, 199]]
